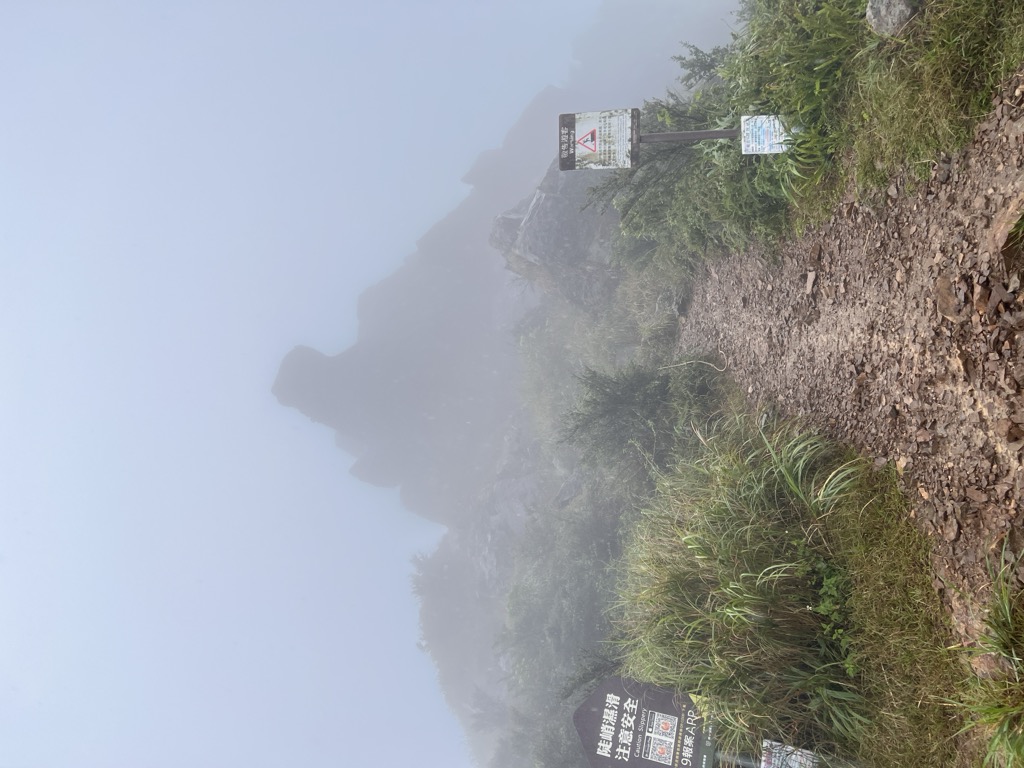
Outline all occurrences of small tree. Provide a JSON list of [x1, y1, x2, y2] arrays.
[[561, 362, 725, 482]]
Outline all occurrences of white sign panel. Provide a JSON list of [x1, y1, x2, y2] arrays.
[[559, 109, 640, 170], [741, 115, 789, 154]]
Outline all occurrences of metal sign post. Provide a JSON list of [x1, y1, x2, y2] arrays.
[[639, 128, 740, 143], [559, 110, 789, 169]]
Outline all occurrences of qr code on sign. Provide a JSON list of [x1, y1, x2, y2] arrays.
[[646, 711, 677, 740], [642, 735, 674, 765]]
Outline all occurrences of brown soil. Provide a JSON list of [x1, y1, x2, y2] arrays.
[[675, 70, 1024, 657]]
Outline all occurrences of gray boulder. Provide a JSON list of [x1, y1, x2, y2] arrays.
[[866, 0, 919, 37]]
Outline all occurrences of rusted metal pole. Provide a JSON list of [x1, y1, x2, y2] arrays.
[[638, 128, 740, 143], [713, 752, 759, 768]]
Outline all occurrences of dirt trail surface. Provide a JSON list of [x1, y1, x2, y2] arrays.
[[676, 71, 1024, 652]]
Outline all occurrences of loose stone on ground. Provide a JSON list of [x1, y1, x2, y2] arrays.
[[675, 70, 1024, 648]]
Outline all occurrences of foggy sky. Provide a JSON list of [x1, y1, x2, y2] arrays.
[[0, 2, 737, 766]]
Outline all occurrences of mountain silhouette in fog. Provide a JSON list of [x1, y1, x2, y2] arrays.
[[272, 180, 523, 524], [273, 3, 740, 765], [273, 0, 738, 525]]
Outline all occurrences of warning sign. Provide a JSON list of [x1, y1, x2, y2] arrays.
[[573, 677, 715, 768], [559, 109, 640, 170], [577, 129, 598, 153]]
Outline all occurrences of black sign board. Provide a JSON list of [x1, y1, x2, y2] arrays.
[[573, 677, 715, 768]]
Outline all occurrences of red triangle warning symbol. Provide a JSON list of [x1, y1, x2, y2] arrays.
[[576, 129, 597, 153]]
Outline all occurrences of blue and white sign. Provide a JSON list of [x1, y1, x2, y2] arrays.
[[741, 115, 789, 154]]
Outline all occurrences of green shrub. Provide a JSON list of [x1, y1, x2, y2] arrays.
[[615, 415, 968, 765], [616, 418, 867, 756], [601, 0, 1024, 257], [967, 550, 1024, 767], [561, 360, 728, 482]]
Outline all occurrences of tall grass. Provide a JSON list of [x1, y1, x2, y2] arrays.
[[607, 0, 1024, 257], [967, 550, 1024, 767], [615, 414, 969, 766], [734, 0, 1024, 207], [850, 0, 1024, 188], [721, 0, 868, 210]]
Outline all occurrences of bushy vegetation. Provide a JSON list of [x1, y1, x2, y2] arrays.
[[615, 414, 968, 766], [495, 293, 731, 768], [498, 476, 625, 702], [515, 259, 693, 447], [485, 5, 1024, 767], [509, 310, 980, 765], [561, 360, 727, 482], [967, 552, 1024, 767], [504, 312, 1024, 766], [598, 0, 1024, 260]]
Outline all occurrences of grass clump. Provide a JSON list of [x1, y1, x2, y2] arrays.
[[601, 0, 1024, 260], [967, 551, 1024, 767], [615, 414, 968, 766], [850, 0, 1024, 188]]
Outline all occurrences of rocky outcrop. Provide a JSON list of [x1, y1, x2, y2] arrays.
[[273, 294, 521, 525], [866, 0, 919, 37], [492, 161, 621, 305], [271, 160, 627, 527]]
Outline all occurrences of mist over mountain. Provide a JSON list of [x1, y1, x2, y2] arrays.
[[273, 182, 521, 523], [272, 2, 739, 765], [274, 0, 737, 519]]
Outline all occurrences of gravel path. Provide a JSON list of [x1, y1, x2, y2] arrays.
[[676, 70, 1024, 650]]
